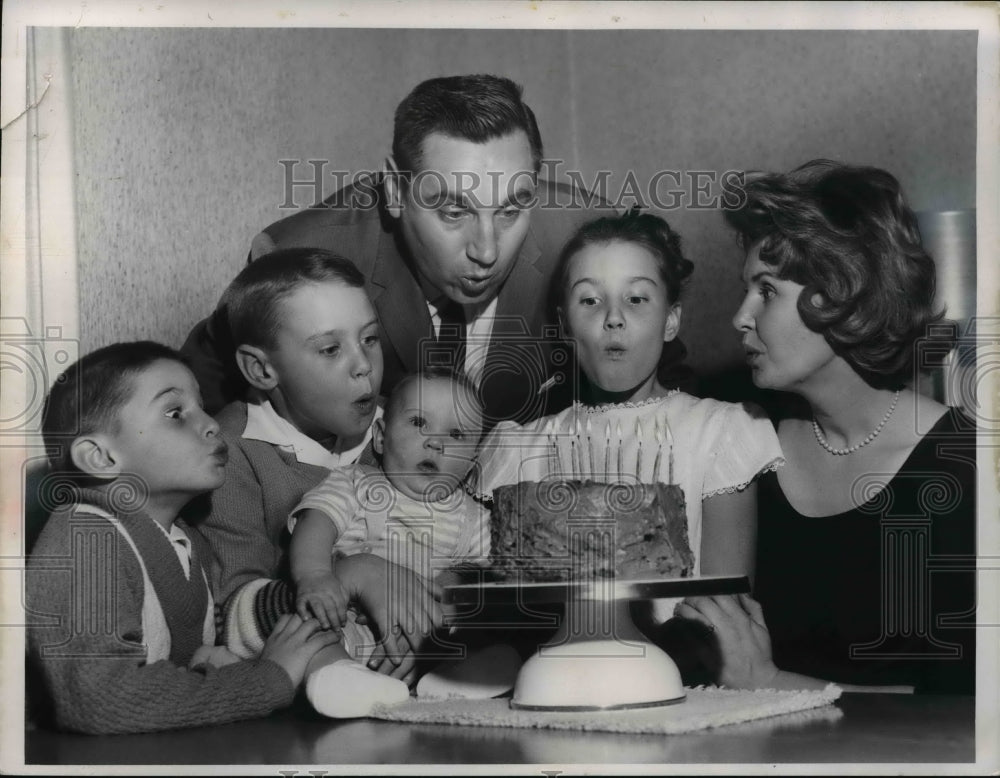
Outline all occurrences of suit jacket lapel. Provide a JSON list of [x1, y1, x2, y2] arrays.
[[479, 225, 554, 424], [369, 228, 432, 375], [493, 223, 546, 339]]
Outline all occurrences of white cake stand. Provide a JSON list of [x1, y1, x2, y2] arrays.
[[443, 574, 749, 711]]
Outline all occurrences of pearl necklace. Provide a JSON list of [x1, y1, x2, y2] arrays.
[[812, 389, 901, 456]]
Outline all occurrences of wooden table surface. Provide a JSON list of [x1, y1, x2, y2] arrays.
[[24, 693, 977, 767]]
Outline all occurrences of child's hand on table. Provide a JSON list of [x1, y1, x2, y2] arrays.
[[294, 570, 350, 631], [261, 613, 343, 687]]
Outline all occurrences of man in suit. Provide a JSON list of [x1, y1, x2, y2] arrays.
[[182, 74, 690, 427]]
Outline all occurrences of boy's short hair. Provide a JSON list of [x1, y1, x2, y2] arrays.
[[41, 341, 188, 477], [385, 367, 485, 430], [222, 248, 366, 350], [392, 74, 544, 175]]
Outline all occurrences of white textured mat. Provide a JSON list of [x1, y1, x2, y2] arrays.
[[371, 684, 842, 734]]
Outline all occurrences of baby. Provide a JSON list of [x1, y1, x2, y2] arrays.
[[289, 368, 493, 714]]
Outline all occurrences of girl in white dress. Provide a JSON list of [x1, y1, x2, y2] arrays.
[[477, 211, 783, 603]]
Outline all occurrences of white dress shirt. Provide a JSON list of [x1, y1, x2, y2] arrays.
[[242, 398, 382, 469], [425, 296, 498, 388]]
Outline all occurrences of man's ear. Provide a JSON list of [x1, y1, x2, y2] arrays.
[[372, 416, 386, 456], [383, 156, 404, 220], [235, 344, 279, 391], [69, 436, 119, 480], [663, 303, 682, 343]]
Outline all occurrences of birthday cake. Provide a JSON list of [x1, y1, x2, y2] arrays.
[[490, 480, 694, 582]]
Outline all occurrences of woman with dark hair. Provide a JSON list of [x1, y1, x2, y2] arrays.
[[677, 160, 976, 694]]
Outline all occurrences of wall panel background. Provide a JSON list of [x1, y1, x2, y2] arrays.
[[68, 27, 976, 376]]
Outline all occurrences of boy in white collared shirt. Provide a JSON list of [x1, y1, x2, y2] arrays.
[[197, 248, 444, 715]]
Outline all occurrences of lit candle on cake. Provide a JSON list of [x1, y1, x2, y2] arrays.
[[664, 415, 675, 484], [634, 418, 643, 480], [653, 418, 663, 483], [615, 421, 623, 481], [554, 420, 566, 477], [604, 421, 611, 483], [544, 418, 557, 476], [572, 418, 583, 479], [585, 417, 594, 480]]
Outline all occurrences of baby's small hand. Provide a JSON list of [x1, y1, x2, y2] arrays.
[[295, 570, 349, 631], [188, 644, 242, 670]]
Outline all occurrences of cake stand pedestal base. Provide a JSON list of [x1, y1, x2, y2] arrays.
[[442, 574, 750, 711], [511, 597, 685, 711]]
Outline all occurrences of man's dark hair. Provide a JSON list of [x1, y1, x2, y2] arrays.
[[223, 248, 366, 350], [41, 341, 188, 477], [392, 74, 544, 175]]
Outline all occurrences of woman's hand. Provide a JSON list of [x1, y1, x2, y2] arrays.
[[675, 593, 780, 689], [294, 570, 350, 631]]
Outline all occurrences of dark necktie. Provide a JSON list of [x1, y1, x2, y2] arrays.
[[436, 299, 467, 373]]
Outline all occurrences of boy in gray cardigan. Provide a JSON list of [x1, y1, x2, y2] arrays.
[[27, 342, 337, 734]]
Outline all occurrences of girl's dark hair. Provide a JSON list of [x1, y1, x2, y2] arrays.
[[724, 159, 941, 387], [551, 210, 695, 314]]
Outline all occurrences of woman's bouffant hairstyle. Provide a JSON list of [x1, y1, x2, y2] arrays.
[[551, 209, 695, 314], [724, 159, 941, 387]]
